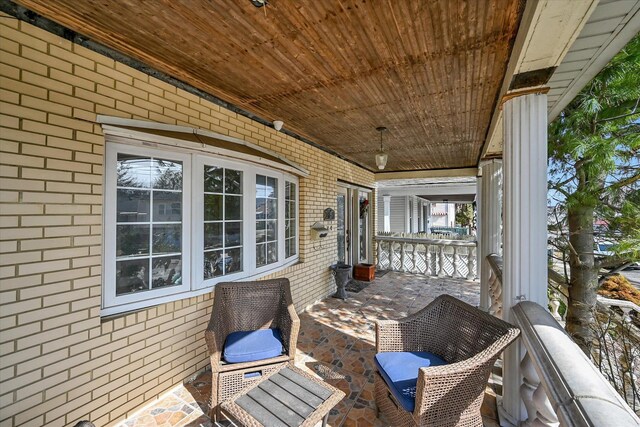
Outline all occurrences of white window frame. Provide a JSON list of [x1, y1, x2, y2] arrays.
[[193, 155, 252, 290], [284, 179, 299, 260], [103, 142, 192, 312], [103, 140, 299, 316]]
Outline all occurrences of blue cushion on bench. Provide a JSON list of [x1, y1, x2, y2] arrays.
[[223, 329, 284, 364], [374, 351, 447, 413]]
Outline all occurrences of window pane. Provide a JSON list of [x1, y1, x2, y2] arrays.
[[117, 189, 150, 222], [225, 248, 242, 274], [117, 154, 151, 188], [256, 199, 266, 220], [256, 244, 266, 267], [256, 175, 267, 198], [204, 194, 223, 221], [266, 220, 277, 242], [204, 223, 223, 250], [266, 177, 277, 198], [116, 225, 150, 257], [267, 242, 278, 264], [151, 256, 182, 288], [225, 222, 242, 247], [285, 219, 294, 238], [266, 199, 277, 220], [290, 201, 296, 218], [225, 195, 242, 220], [225, 169, 242, 194], [289, 183, 296, 200], [152, 159, 182, 190], [285, 238, 293, 259], [204, 250, 224, 279], [153, 191, 182, 222], [204, 166, 223, 193], [153, 224, 181, 254], [256, 221, 266, 243], [116, 258, 149, 295]]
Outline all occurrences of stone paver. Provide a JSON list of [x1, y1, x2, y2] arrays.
[[120, 272, 497, 427]]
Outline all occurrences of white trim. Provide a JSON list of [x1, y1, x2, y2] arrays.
[[101, 258, 301, 317], [98, 116, 309, 177], [102, 135, 299, 316]]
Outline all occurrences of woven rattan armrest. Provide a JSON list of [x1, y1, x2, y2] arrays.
[[205, 314, 230, 372], [279, 302, 300, 360]]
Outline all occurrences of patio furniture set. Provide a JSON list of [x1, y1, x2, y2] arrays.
[[206, 278, 520, 426]]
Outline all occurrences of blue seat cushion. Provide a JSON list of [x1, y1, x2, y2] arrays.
[[374, 351, 448, 413], [223, 329, 284, 364]]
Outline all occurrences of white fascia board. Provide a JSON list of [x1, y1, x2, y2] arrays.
[[374, 168, 478, 181], [97, 115, 310, 177], [377, 183, 477, 197]]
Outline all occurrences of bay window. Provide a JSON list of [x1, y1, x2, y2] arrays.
[[103, 140, 299, 315]]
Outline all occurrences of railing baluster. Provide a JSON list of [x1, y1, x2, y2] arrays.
[[425, 245, 432, 275], [452, 246, 459, 277], [466, 247, 475, 280], [412, 244, 418, 273], [388, 241, 393, 271], [400, 242, 406, 272], [438, 246, 445, 278]]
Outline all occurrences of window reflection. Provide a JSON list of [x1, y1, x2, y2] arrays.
[[285, 181, 297, 258], [115, 154, 183, 296], [256, 174, 278, 267], [203, 166, 243, 280]]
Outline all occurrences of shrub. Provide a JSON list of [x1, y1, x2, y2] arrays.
[[598, 274, 640, 306]]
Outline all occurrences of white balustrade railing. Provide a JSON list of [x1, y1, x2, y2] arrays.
[[597, 295, 639, 323], [513, 301, 640, 427], [486, 254, 503, 318], [375, 236, 477, 279]]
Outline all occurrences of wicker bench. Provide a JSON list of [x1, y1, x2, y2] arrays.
[[221, 364, 344, 427]]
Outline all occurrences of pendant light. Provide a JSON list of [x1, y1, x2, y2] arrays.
[[375, 126, 388, 170]]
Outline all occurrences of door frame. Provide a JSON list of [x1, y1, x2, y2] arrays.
[[337, 183, 372, 266]]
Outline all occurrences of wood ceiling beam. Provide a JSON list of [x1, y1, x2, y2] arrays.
[[374, 168, 478, 182]]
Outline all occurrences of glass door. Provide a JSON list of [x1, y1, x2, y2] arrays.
[[357, 190, 371, 263], [336, 186, 348, 264]]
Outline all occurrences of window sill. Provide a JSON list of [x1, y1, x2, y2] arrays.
[[100, 256, 301, 317]]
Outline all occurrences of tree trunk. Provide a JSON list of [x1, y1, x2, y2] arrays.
[[565, 203, 598, 355]]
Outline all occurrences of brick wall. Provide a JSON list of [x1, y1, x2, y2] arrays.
[[0, 13, 375, 426]]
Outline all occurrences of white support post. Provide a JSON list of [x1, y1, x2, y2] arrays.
[[479, 159, 503, 311], [500, 92, 549, 426], [476, 173, 482, 284], [383, 195, 391, 232]]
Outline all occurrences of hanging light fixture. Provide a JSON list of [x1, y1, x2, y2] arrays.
[[375, 126, 388, 170]]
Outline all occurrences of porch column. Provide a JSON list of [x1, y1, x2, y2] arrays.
[[382, 195, 391, 232], [475, 173, 482, 284], [479, 159, 502, 311], [500, 92, 549, 425]]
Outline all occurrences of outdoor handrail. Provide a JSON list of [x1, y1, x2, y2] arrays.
[[513, 301, 640, 427], [374, 235, 477, 279]]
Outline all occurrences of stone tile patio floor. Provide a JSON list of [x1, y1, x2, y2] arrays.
[[120, 272, 500, 427]]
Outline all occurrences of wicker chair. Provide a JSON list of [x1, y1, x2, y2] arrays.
[[375, 295, 520, 427], [205, 278, 300, 420]]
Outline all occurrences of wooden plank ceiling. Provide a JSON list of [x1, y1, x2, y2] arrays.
[[16, 0, 524, 172]]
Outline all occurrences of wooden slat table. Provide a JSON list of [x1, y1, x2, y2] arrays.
[[221, 364, 345, 427]]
